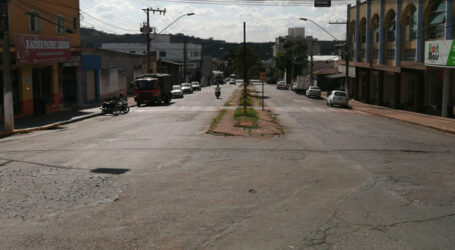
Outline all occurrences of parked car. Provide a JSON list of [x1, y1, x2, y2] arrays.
[[229, 79, 236, 85], [277, 81, 288, 90], [306, 86, 321, 98], [181, 83, 193, 94], [267, 77, 277, 84], [191, 81, 201, 91], [327, 90, 349, 107], [171, 85, 184, 98]]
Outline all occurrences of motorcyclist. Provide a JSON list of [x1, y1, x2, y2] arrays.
[[215, 82, 221, 98]]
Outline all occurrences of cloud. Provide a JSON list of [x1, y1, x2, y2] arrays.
[[81, 0, 350, 42]]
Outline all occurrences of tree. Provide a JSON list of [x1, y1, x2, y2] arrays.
[[274, 39, 308, 83], [230, 46, 264, 79]]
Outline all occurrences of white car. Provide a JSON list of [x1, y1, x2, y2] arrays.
[[171, 85, 184, 98], [181, 83, 193, 94], [306, 86, 321, 98], [191, 81, 201, 91], [327, 90, 349, 107]]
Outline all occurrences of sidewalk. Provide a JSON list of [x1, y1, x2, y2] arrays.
[[322, 92, 455, 134], [0, 97, 136, 137]]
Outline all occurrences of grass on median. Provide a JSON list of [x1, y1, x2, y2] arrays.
[[239, 88, 254, 107], [234, 107, 258, 128], [208, 109, 228, 132]]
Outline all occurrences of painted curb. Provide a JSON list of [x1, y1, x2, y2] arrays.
[[0, 112, 102, 137]]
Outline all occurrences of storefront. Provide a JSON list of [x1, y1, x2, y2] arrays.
[[424, 39, 455, 117], [14, 34, 75, 116]]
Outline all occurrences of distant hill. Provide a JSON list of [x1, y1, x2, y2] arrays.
[[81, 27, 337, 60]]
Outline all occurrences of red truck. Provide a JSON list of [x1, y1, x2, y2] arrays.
[[134, 73, 173, 106]]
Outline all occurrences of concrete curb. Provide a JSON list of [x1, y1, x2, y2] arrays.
[[1, 102, 138, 138], [0, 112, 102, 137], [320, 92, 455, 134], [350, 106, 455, 135]]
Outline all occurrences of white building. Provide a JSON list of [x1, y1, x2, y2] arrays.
[[101, 35, 202, 65]]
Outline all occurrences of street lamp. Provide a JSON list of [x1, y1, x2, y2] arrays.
[[146, 12, 195, 73], [151, 12, 195, 42], [300, 17, 349, 95]]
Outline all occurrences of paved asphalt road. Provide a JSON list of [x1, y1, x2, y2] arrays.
[[1, 83, 455, 249]]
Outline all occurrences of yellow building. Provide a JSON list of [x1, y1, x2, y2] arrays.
[[345, 0, 455, 118], [0, 0, 80, 118]]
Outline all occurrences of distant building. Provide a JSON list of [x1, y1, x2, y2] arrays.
[[288, 27, 306, 39], [101, 35, 202, 82]]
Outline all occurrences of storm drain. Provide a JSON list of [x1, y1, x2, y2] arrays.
[[91, 168, 129, 175]]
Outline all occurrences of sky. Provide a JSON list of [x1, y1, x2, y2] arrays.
[[80, 0, 356, 43]]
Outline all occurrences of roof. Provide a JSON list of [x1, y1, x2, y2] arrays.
[[310, 55, 340, 61], [325, 73, 345, 79], [313, 68, 339, 75]]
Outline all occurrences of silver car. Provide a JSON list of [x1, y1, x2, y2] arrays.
[[171, 85, 184, 98], [306, 86, 321, 98], [327, 90, 349, 107], [277, 81, 288, 90], [181, 83, 193, 94], [191, 81, 201, 91]]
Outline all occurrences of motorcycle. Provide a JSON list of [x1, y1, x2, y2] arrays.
[[215, 87, 221, 99], [101, 94, 129, 115]]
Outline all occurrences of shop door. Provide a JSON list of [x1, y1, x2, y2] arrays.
[[32, 67, 52, 115], [62, 67, 77, 107]]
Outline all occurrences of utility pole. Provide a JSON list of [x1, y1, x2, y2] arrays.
[[329, 20, 349, 94], [310, 39, 314, 85], [183, 39, 187, 82], [142, 7, 166, 73], [243, 22, 247, 113], [1, 0, 14, 131]]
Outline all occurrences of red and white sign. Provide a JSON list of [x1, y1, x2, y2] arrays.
[[15, 34, 71, 65]]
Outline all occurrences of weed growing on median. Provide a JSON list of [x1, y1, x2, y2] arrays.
[[234, 107, 258, 128], [208, 109, 228, 132]]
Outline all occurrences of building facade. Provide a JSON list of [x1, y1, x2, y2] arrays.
[[101, 35, 202, 82], [1, 0, 81, 119], [346, 0, 455, 117]]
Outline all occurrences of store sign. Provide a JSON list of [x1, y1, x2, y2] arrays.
[[424, 39, 455, 67], [15, 34, 71, 65]]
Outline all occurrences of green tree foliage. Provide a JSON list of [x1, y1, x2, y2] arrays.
[[274, 39, 308, 83], [226, 46, 264, 80]]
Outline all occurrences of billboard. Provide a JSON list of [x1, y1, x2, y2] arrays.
[[425, 39, 455, 67], [15, 34, 71, 65]]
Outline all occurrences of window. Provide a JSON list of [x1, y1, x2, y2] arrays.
[[73, 17, 78, 31], [407, 6, 417, 41], [405, 49, 416, 61], [428, 1, 445, 39], [159, 51, 166, 57], [29, 11, 42, 32], [360, 19, 366, 44], [372, 16, 380, 43], [56, 15, 65, 34], [387, 49, 395, 60], [386, 11, 396, 42]]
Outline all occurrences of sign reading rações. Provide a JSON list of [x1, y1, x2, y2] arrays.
[[15, 34, 71, 65]]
